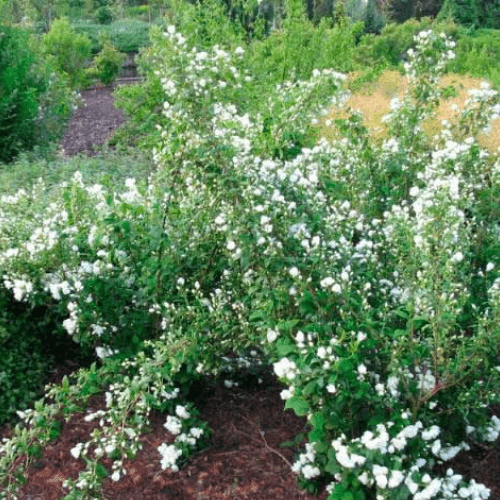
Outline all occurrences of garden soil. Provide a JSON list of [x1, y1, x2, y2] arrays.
[[1, 81, 500, 499]]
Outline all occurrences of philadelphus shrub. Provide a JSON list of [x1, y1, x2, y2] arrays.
[[1, 23, 500, 500]]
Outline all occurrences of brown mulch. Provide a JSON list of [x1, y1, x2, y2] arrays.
[[0, 365, 328, 500], [1, 83, 500, 500], [58, 81, 135, 158]]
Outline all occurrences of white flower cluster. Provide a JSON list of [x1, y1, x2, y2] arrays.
[[273, 357, 298, 381], [324, 416, 488, 500], [158, 404, 205, 471], [292, 442, 321, 479]]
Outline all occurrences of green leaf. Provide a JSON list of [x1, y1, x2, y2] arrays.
[[249, 310, 266, 322], [95, 462, 109, 478], [121, 220, 132, 234], [308, 428, 324, 442], [310, 412, 325, 431], [303, 380, 317, 396], [276, 338, 295, 357], [62, 375, 69, 391], [285, 396, 310, 416], [278, 319, 300, 333], [300, 292, 316, 315], [337, 359, 353, 374]]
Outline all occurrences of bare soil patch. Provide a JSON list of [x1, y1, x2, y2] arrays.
[[58, 81, 139, 158]]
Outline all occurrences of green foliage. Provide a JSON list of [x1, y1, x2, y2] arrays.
[[166, 0, 247, 49], [95, 5, 113, 25], [446, 29, 500, 87], [88, 31, 126, 85], [106, 18, 150, 53], [354, 16, 462, 69], [126, 4, 149, 21], [0, 25, 76, 163], [436, 0, 500, 30], [42, 17, 92, 89], [480, 0, 500, 29], [70, 19, 104, 53], [363, 0, 386, 34], [0, 26, 39, 163], [251, 7, 365, 83], [0, 148, 155, 195], [436, 0, 481, 29], [332, 0, 349, 28], [387, 0, 418, 23]]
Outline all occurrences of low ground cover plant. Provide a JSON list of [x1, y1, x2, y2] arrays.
[[1, 10, 500, 500]]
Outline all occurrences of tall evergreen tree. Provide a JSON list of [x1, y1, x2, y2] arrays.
[[480, 0, 500, 29], [364, 0, 386, 33], [436, 0, 481, 28], [387, 0, 417, 23], [332, 0, 349, 27]]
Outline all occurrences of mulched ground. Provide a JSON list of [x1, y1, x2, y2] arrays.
[[58, 81, 136, 157], [1, 83, 500, 500]]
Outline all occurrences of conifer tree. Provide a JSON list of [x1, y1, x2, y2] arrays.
[[332, 0, 349, 27], [387, 0, 417, 23], [364, 0, 385, 33]]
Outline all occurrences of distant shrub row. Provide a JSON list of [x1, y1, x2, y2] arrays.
[[71, 18, 151, 54]]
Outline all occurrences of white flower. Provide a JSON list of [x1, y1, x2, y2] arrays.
[[422, 425, 440, 441], [267, 329, 279, 343], [175, 405, 190, 419], [388, 470, 404, 488], [190, 427, 204, 438], [373, 465, 389, 488], [357, 332, 367, 342], [111, 470, 121, 482], [431, 439, 442, 455], [70, 443, 84, 459], [332, 283, 342, 293], [451, 252, 464, 263], [158, 443, 183, 470], [63, 318, 77, 335], [320, 277, 335, 288], [327, 384, 337, 394], [280, 388, 294, 400], [227, 240, 236, 251], [164, 415, 182, 435], [96, 346, 113, 359], [273, 358, 298, 381], [414, 478, 441, 500], [289, 267, 300, 278]]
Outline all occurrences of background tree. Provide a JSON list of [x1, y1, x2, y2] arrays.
[[387, 0, 417, 23], [42, 17, 92, 89], [363, 0, 386, 33], [436, 0, 481, 28], [479, 0, 500, 29], [332, 0, 349, 27], [345, 0, 368, 22], [419, 0, 444, 17]]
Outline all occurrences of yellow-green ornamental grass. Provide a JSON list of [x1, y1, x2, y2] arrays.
[[321, 69, 500, 154]]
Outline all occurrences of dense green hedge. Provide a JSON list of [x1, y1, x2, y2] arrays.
[[72, 18, 151, 54], [0, 25, 75, 164]]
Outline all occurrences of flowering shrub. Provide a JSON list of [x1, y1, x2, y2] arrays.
[[1, 19, 500, 500]]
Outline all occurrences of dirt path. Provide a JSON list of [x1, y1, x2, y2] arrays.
[[59, 81, 136, 157]]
